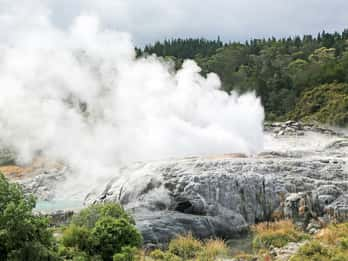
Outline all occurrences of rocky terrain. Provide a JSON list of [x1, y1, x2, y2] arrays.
[[2, 121, 348, 247]]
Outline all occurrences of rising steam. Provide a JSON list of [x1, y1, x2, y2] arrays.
[[0, 13, 264, 181]]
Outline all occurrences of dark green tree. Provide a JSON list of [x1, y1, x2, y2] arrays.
[[0, 173, 58, 261]]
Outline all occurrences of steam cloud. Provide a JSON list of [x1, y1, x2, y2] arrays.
[[0, 9, 264, 181]]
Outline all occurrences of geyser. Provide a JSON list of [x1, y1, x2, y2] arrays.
[[0, 9, 264, 186]]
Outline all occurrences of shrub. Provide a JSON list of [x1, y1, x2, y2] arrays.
[[61, 203, 142, 261], [290, 241, 332, 261], [72, 203, 134, 228], [0, 173, 58, 260], [149, 249, 181, 261], [339, 238, 348, 250], [149, 249, 166, 260], [113, 246, 138, 261], [252, 220, 309, 249], [92, 217, 142, 261], [61, 224, 93, 253], [168, 233, 203, 259], [151, 236, 230, 261], [316, 223, 348, 245], [288, 222, 348, 261]]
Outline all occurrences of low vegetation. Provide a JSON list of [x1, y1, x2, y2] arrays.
[[59, 203, 142, 260], [4, 171, 348, 260], [150, 234, 230, 261], [290, 223, 348, 261], [252, 220, 309, 249], [0, 173, 142, 261]]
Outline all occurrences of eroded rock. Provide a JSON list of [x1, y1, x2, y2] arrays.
[[7, 121, 348, 246]]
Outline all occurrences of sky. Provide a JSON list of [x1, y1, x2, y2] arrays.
[[47, 0, 348, 46], [1, 0, 348, 46]]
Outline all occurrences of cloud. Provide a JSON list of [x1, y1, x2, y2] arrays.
[[41, 0, 348, 45]]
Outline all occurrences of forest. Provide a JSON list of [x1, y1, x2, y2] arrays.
[[139, 31, 348, 126]]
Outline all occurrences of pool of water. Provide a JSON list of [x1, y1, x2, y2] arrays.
[[35, 200, 83, 211]]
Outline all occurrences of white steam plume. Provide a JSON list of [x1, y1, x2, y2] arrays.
[[0, 11, 264, 182]]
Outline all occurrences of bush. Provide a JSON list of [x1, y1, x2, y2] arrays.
[[113, 246, 138, 261], [316, 223, 348, 245], [289, 223, 348, 261], [149, 249, 166, 260], [150, 236, 230, 261], [61, 203, 142, 261], [0, 173, 58, 260], [168, 233, 203, 259], [149, 249, 180, 261], [92, 217, 142, 260], [290, 241, 332, 261], [252, 220, 309, 249], [72, 203, 134, 228], [61, 224, 93, 253]]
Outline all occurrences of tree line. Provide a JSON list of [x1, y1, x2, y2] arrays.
[[139, 30, 348, 126]]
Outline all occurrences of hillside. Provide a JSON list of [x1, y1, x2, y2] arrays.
[[140, 31, 348, 126]]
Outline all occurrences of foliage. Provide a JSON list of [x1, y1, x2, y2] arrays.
[[142, 38, 224, 60], [149, 249, 181, 261], [290, 83, 348, 126], [139, 30, 348, 124], [61, 224, 93, 254], [290, 240, 345, 261], [71, 202, 135, 228], [61, 203, 142, 261], [0, 174, 142, 261], [232, 253, 257, 261], [0, 173, 58, 261], [316, 223, 348, 245], [252, 220, 309, 249], [168, 233, 203, 259], [290, 222, 348, 260], [197, 239, 229, 261], [92, 217, 142, 260], [112, 246, 138, 261], [150, 235, 229, 261], [58, 246, 95, 261]]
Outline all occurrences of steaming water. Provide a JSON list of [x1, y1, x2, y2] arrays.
[[0, 3, 264, 200], [34, 131, 347, 212], [264, 132, 341, 152]]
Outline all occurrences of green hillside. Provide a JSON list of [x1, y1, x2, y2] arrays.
[[140, 31, 348, 126]]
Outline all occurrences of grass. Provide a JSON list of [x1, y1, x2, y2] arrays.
[[168, 233, 203, 259], [315, 223, 348, 244], [197, 239, 229, 260], [149, 234, 230, 261], [252, 220, 309, 249], [290, 223, 348, 261], [147, 221, 348, 260]]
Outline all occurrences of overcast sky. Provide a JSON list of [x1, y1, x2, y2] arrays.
[[3, 0, 348, 46]]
